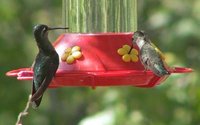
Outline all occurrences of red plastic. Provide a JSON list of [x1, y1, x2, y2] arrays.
[[6, 32, 193, 88]]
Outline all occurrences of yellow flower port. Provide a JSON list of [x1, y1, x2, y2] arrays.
[[61, 46, 82, 64], [117, 44, 139, 62]]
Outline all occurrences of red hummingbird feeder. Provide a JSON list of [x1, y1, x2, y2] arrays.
[[6, 32, 192, 88]]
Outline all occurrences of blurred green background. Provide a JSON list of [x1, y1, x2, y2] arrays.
[[0, 0, 200, 125]]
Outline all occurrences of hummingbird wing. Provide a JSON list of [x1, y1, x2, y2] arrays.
[[150, 42, 165, 60], [140, 43, 169, 76], [31, 53, 58, 108]]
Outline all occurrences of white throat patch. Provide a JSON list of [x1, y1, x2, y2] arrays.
[[136, 38, 145, 49]]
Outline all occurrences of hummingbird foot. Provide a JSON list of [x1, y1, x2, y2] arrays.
[[143, 66, 149, 74]]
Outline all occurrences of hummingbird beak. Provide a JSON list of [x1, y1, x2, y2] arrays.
[[48, 27, 69, 30], [132, 38, 137, 44]]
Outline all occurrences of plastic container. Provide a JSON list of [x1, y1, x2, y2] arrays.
[[6, 32, 193, 88]]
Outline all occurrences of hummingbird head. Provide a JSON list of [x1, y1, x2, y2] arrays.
[[33, 24, 48, 38], [33, 24, 69, 53], [132, 30, 149, 49], [132, 31, 146, 44], [33, 24, 69, 38]]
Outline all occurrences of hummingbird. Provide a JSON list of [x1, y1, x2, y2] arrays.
[[131, 31, 170, 77], [31, 24, 68, 108]]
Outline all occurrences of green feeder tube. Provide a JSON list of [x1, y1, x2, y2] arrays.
[[62, 0, 137, 33]]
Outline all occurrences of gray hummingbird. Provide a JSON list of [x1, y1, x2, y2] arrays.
[[131, 31, 170, 77], [31, 24, 68, 108]]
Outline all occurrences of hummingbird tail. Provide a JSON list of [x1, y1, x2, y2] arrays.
[[163, 70, 170, 75], [154, 64, 170, 76], [31, 81, 44, 109], [31, 96, 43, 109]]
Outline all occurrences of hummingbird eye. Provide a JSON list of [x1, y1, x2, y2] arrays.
[[44, 27, 48, 31], [41, 27, 48, 34]]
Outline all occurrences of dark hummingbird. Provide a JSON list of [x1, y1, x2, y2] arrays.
[[31, 24, 68, 108], [131, 31, 170, 77]]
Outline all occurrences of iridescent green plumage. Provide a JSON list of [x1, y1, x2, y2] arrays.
[[31, 24, 68, 108]]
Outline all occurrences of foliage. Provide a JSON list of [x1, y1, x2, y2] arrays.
[[0, 0, 200, 125]]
